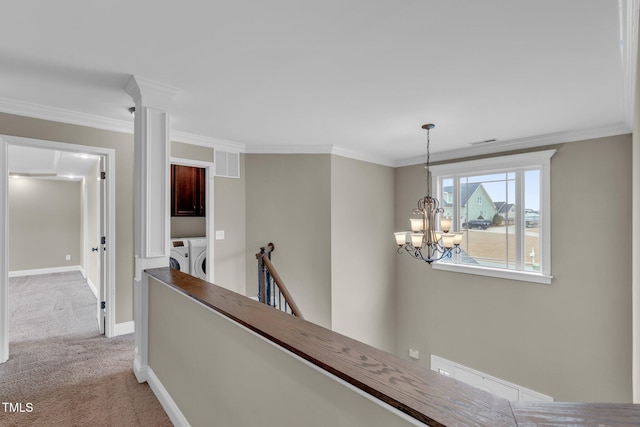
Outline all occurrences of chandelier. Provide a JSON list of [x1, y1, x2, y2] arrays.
[[394, 124, 463, 264]]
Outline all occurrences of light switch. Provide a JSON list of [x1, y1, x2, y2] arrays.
[[408, 348, 420, 359], [215, 230, 225, 240]]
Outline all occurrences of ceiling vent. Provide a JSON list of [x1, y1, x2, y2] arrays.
[[469, 138, 498, 146]]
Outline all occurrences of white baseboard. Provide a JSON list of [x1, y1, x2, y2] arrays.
[[8, 265, 83, 278], [114, 321, 135, 336], [86, 277, 99, 299], [147, 367, 190, 427]]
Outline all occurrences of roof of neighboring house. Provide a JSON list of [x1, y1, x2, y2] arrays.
[[494, 202, 515, 215], [442, 183, 483, 207]]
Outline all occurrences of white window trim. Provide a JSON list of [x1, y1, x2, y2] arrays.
[[429, 149, 556, 285]]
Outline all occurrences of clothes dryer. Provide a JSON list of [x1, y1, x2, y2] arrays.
[[188, 238, 207, 280], [169, 238, 190, 274]]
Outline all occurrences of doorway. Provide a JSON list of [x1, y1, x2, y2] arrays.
[[170, 157, 214, 283], [0, 135, 116, 363]]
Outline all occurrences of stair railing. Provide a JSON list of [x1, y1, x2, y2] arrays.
[[256, 243, 303, 318]]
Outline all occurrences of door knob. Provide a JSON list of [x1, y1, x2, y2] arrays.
[[91, 247, 99, 252]]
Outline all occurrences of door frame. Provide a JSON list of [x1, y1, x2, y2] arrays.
[[0, 135, 116, 362], [170, 157, 214, 283]]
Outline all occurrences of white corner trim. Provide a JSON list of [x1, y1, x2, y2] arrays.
[[147, 367, 191, 427], [8, 265, 83, 278], [114, 321, 135, 336]]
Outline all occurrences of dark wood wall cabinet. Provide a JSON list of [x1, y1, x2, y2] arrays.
[[171, 164, 206, 217]]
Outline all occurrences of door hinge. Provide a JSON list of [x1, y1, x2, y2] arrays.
[[100, 171, 106, 180], [101, 236, 106, 245], [101, 301, 106, 310]]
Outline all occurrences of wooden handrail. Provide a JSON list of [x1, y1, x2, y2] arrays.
[[145, 267, 640, 427], [261, 255, 303, 318], [256, 243, 304, 319]]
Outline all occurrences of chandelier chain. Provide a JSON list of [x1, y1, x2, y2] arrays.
[[426, 126, 431, 197]]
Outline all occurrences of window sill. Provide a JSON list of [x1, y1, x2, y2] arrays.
[[432, 262, 553, 285]]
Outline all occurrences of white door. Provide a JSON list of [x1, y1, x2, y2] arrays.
[[97, 155, 107, 334]]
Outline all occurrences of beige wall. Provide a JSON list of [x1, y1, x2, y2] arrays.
[[330, 156, 396, 352], [8, 178, 81, 271], [171, 141, 214, 162], [245, 154, 332, 327], [148, 276, 416, 427], [213, 154, 246, 294], [395, 135, 633, 403], [169, 217, 206, 239], [1, 113, 135, 323]]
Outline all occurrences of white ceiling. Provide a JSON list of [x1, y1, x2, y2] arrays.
[[0, 1, 636, 166]]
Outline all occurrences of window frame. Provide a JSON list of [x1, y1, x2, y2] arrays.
[[429, 150, 555, 284]]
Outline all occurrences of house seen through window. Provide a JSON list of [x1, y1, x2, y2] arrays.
[[430, 150, 555, 284]]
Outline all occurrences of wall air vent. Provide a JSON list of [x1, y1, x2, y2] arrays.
[[215, 150, 240, 178]]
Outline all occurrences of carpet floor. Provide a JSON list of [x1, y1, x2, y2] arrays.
[[0, 271, 172, 426]]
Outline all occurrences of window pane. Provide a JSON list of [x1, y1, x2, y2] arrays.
[[442, 178, 454, 220], [458, 173, 516, 269], [524, 170, 541, 272]]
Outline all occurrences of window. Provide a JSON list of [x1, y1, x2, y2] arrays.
[[430, 150, 555, 284]]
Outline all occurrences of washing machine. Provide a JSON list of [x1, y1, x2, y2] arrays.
[[188, 238, 207, 280], [169, 238, 190, 274]]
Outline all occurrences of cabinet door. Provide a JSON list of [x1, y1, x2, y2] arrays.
[[171, 165, 206, 216]]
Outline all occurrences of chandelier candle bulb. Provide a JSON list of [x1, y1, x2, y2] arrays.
[[410, 218, 424, 232], [442, 233, 455, 249], [395, 232, 408, 246], [453, 233, 463, 246], [411, 233, 424, 248], [440, 216, 452, 233]]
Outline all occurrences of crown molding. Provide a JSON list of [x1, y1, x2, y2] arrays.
[[171, 131, 245, 152], [245, 144, 334, 154], [330, 145, 396, 167], [0, 97, 135, 135], [124, 75, 179, 109], [0, 97, 632, 168], [244, 143, 396, 166], [394, 122, 632, 167], [0, 97, 246, 153]]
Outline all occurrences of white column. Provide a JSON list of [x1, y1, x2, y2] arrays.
[[0, 138, 8, 363], [125, 76, 178, 382]]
